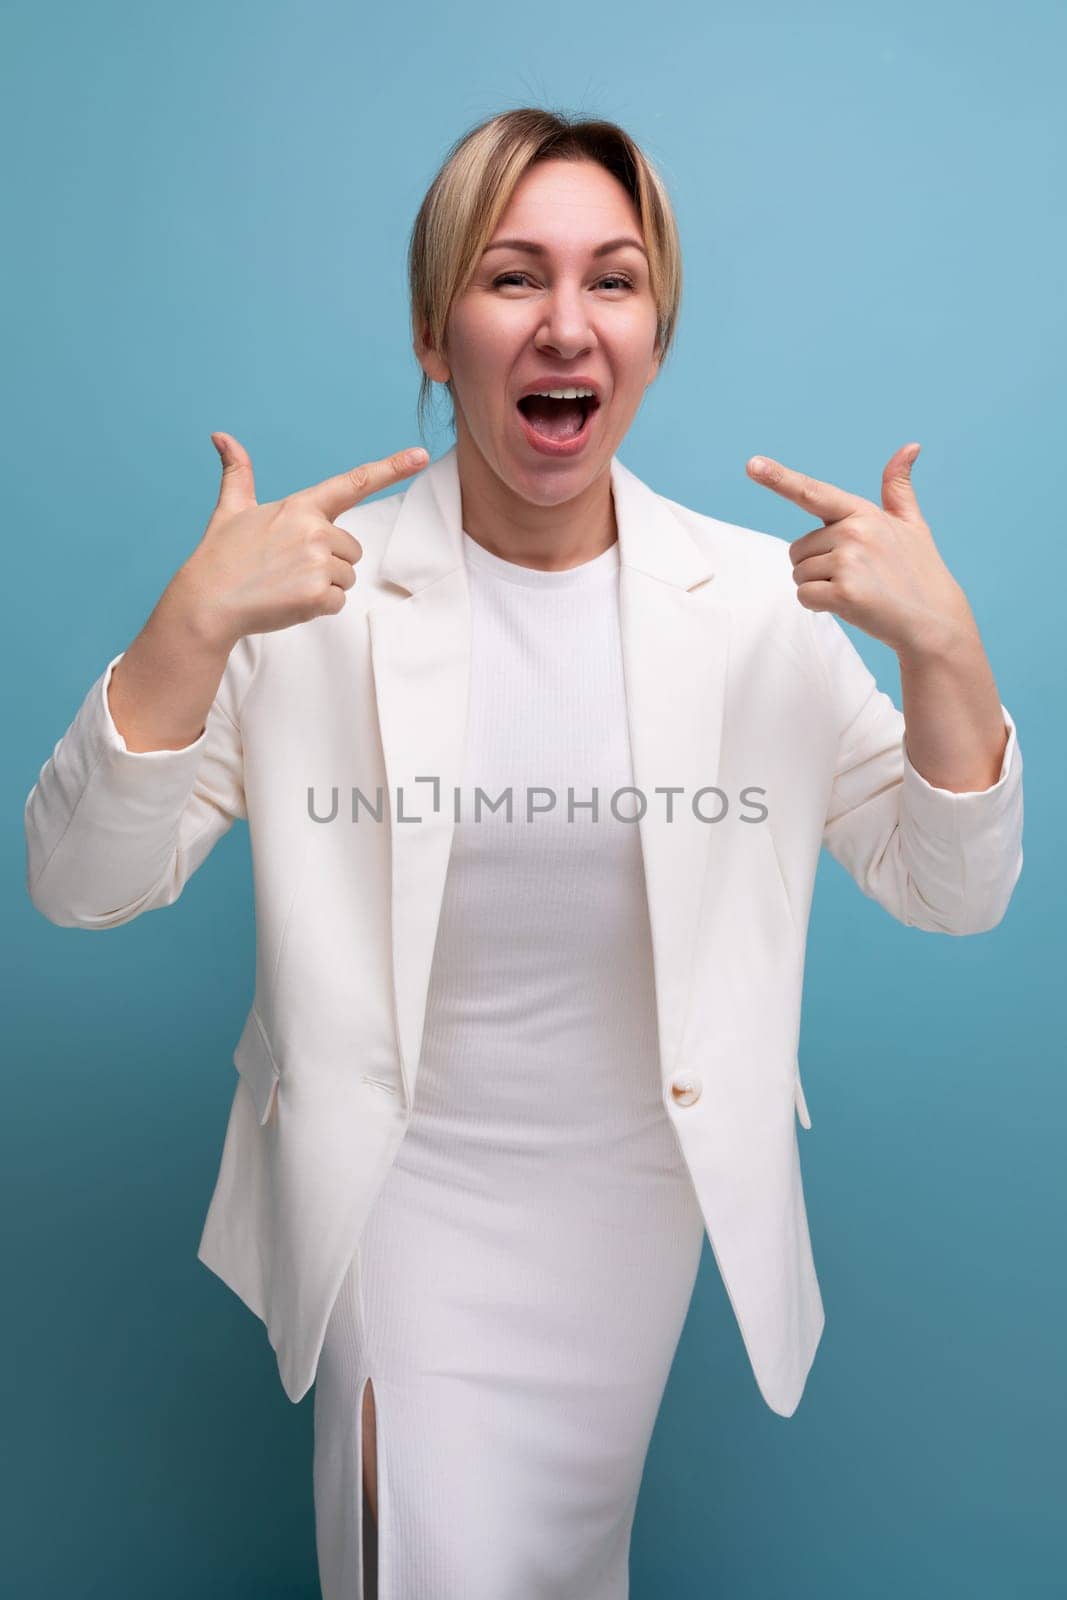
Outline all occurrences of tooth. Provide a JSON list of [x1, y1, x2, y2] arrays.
[[529, 389, 594, 400]]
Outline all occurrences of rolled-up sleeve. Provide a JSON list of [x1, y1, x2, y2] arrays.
[[808, 607, 1024, 935], [25, 644, 253, 929]]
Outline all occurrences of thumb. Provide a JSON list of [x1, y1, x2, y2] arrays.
[[881, 441, 923, 521], [211, 432, 257, 512]]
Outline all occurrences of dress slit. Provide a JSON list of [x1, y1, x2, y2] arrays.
[[360, 1375, 379, 1599]]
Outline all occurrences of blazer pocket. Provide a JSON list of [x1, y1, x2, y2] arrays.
[[794, 1061, 813, 1130], [232, 1007, 281, 1126]]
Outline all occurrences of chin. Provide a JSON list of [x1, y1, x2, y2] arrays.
[[499, 453, 608, 505]]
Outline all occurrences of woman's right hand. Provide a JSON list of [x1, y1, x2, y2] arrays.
[[172, 432, 430, 650]]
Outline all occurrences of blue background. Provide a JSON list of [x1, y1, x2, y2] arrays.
[[4, 2, 1062, 1595]]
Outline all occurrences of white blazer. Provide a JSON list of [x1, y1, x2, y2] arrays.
[[24, 443, 1024, 1417]]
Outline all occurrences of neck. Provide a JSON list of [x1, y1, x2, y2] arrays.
[[454, 425, 617, 572]]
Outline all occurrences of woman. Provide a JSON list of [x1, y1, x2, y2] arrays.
[[24, 109, 1023, 1599]]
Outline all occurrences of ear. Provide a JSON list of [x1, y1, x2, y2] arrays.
[[413, 319, 451, 386], [645, 349, 662, 388]]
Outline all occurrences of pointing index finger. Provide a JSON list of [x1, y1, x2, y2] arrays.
[[747, 455, 863, 524], [305, 447, 430, 522]]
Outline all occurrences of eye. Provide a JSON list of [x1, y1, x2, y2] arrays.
[[491, 271, 635, 291]]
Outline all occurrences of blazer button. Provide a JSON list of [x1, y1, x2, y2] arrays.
[[669, 1072, 703, 1108]]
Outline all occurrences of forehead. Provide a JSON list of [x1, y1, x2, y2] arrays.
[[492, 158, 642, 245]]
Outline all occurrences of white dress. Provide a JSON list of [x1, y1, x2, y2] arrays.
[[312, 527, 706, 1600]]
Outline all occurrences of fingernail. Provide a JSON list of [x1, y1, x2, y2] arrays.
[[406, 448, 429, 466], [750, 456, 767, 475]]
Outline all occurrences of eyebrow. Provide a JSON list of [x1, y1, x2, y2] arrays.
[[481, 235, 648, 260]]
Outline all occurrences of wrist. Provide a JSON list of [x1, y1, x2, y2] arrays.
[[896, 590, 978, 669], [161, 566, 239, 657]]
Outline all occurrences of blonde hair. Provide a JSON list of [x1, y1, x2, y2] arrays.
[[407, 107, 684, 442]]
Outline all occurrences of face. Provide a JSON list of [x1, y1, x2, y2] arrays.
[[418, 158, 662, 507]]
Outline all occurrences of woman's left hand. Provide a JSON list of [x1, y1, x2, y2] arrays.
[[746, 443, 976, 658]]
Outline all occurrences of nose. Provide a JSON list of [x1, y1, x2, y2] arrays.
[[534, 287, 597, 359]]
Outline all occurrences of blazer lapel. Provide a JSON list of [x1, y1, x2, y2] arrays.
[[368, 445, 730, 1108], [613, 460, 731, 1084], [368, 451, 470, 1109]]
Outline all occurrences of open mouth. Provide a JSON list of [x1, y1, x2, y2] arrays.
[[516, 393, 599, 443]]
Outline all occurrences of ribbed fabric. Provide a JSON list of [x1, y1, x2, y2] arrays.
[[312, 528, 706, 1600]]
